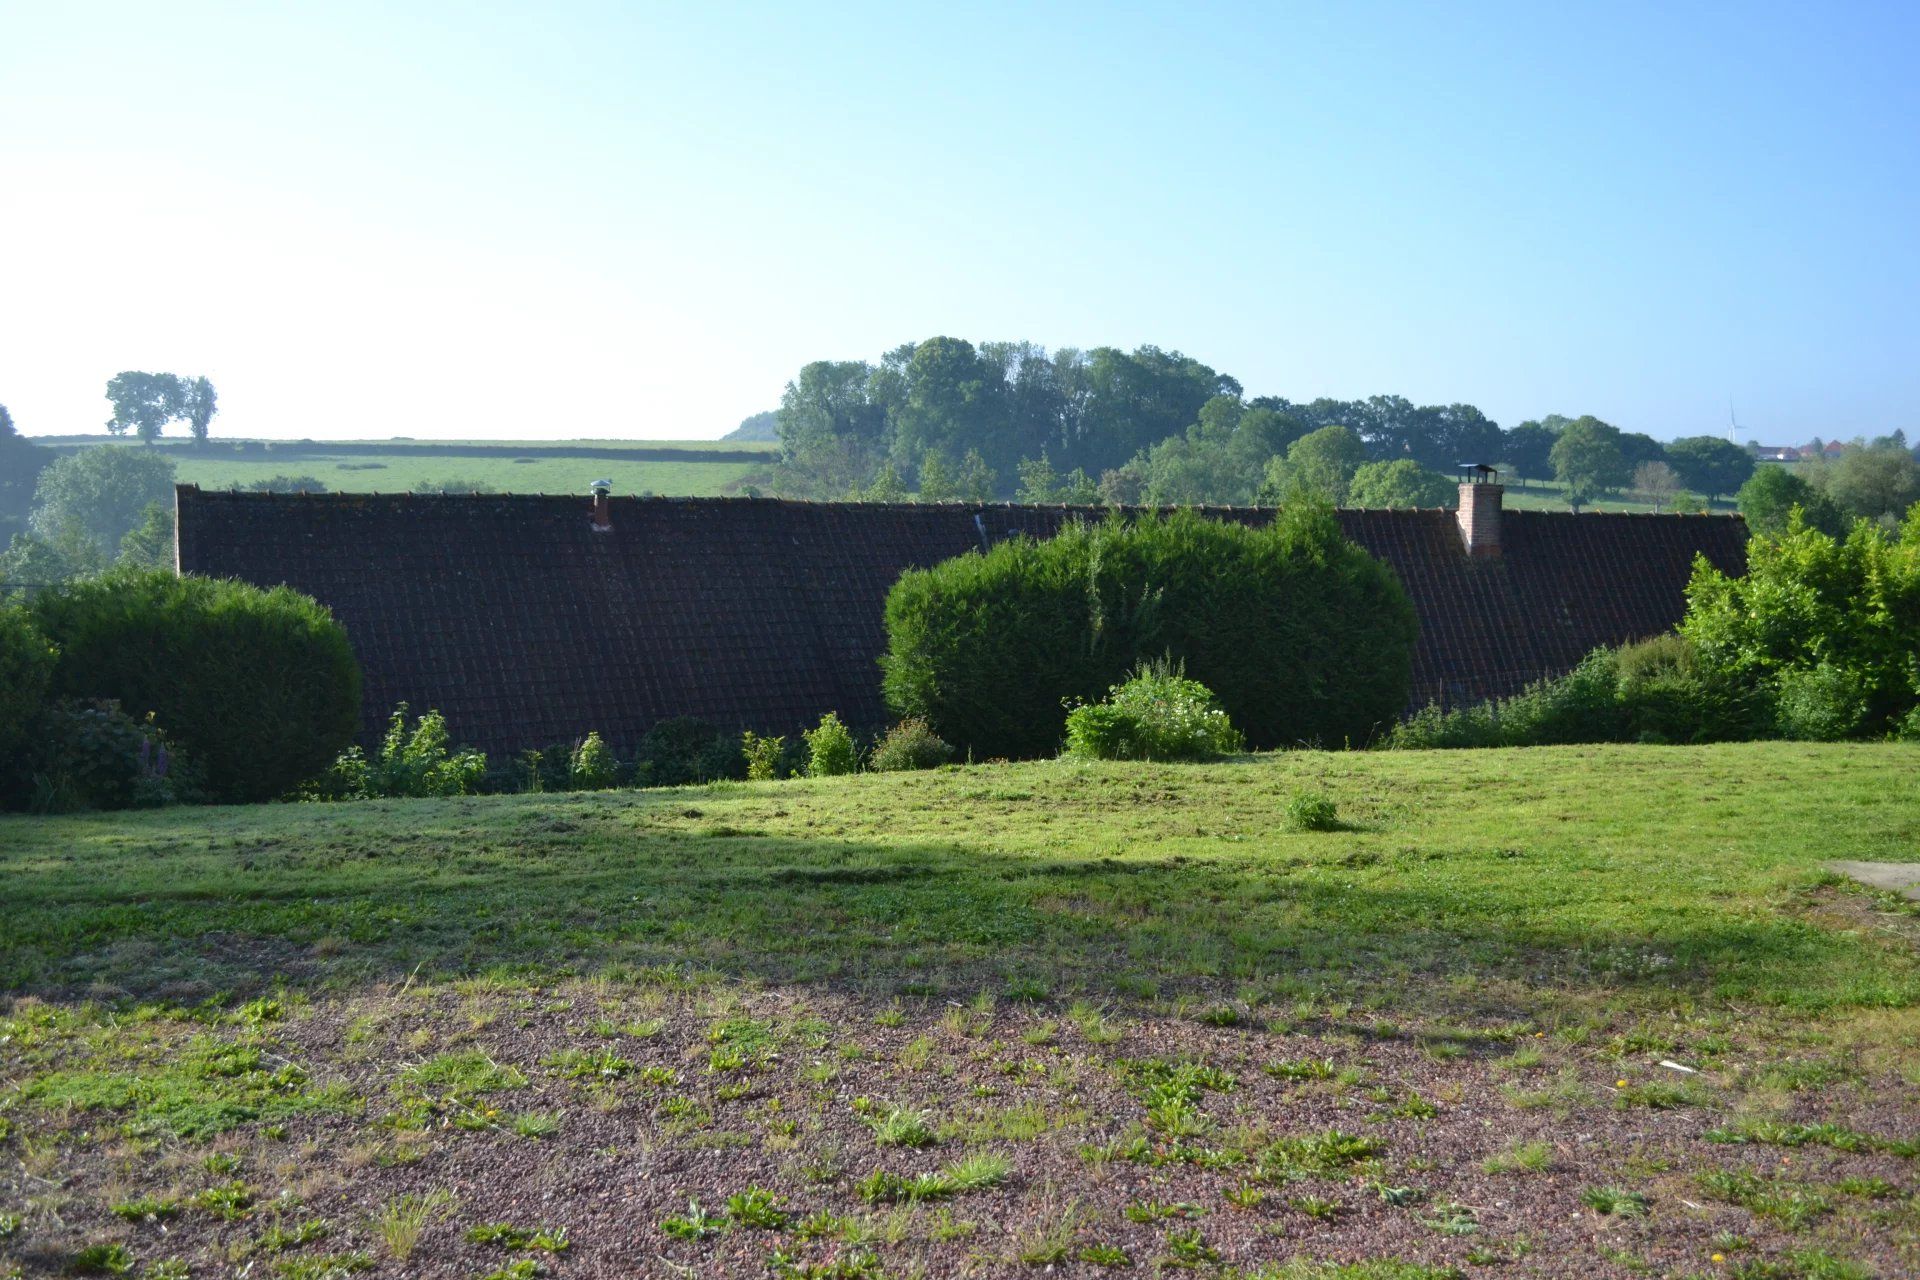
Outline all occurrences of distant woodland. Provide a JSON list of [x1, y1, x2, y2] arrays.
[[757, 337, 1919, 518]]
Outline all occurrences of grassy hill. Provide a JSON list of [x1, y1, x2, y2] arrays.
[[33, 436, 777, 497], [3, 743, 1916, 1277]]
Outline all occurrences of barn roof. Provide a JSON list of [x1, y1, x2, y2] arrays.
[[174, 488, 1748, 756]]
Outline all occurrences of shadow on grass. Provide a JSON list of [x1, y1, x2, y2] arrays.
[[4, 799, 1913, 1018]]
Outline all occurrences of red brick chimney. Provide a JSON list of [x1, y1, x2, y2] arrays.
[[589, 480, 613, 532], [1456, 476, 1502, 557]]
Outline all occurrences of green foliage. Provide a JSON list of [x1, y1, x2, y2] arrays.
[[803, 711, 860, 777], [568, 731, 618, 790], [1258, 425, 1367, 505], [1818, 444, 1920, 522], [105, 371, 215, 442], [868, 717, 954, 771], [116, 502, 175, 569], [1347, 460, 1454, 509], [1549, 416, 1629, 509], [362, 705, 487, 798], [883, 508, 1416, 758], [1738, 467, 1847, 537], [0, 604, 56, 773], [30, 570, 361, 803], [742, 731, 785, 781], [1285, 792, 1338, 831], [245, 475, 329, 493], [632, 717, 746, 787], [1682, 507, 1920, 737], [1064, 661, 1245, 761], [30, 699, 183, 812], [28, 445, 177, 563], [1665, 436, 1755, 499], [1389, 636, 1767, 750]]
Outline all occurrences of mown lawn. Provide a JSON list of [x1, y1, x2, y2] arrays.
[[3, 744, 1918, 1279]]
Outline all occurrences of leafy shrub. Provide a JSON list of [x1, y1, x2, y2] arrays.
[[742, 731, 785, 781], [1063, 661, 1244, 761], [31, 699, 184, 812], [633, 717, 745, 787], [1285, 792, 1338, 831], [803, 712, 859, 777], [1390, 635, 1768, 750], [315, 704, 487, 799], [883, 507, 1416, 758], [568, 732, 619, 790], [1774, 663, 1870, 741], [30, 570, 360, 803], [1683, 506, 1920, 736], [0, 604, 57, 783], [868, 717, 954, 772]]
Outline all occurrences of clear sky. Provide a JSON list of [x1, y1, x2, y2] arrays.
[[2, 1, 1916, 443]]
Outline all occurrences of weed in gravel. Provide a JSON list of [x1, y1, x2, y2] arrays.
[[866, 1104, 937, 1148], [1068, 1002, 1123, 1045], [142, 1262, 191, 1280], [1500, 1068, 1593, 1113], [856, 1152, 1008, 1203], [1225, 1183, 1268, 1209], [1259, 1130, 1385, 1181], [1613, 1080, 1699, 1109], [1419, 1201, 1478, 1236], [1125, 1200, 1205, 1223], [67, 1244, 136, 1275], [192, 1180, 254, 1221], [542, 1048, 632, 1080], [1265, 1058, 1337, 1082], [272, 1253, 373, 1279], [1012, 1200, 1083, 1265], [1697, 1169, 1834, 1231], [660, 1199, 729, 1240], [476, 1263, 542, 1280], [256, 1217, 330, 1253], [1164, 1225, 1220, 1267], [401, 1051, 527, 1094], [1579, 1186, 1650, 1218], [1079, 1242, 1131, 1266], [509, 1111, 560, 1138], [465, 1222, 572, 1253], [1482, 1141, 1554, 1174], [1289, 1194, 1342, 1221], [726, 1186, 789, 1229], [110, 1195, 181, 1222], [371, 1189, 455, 1259], [1248, 1262, 1465, 1279], [1703, 1118, 1898, 1155]]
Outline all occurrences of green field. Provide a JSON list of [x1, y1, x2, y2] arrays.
[[36, 437, 776, 497], [4, 743, 1918, 1277]]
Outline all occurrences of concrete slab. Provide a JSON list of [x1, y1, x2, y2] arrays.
[[1828, 860, 1920, 900]]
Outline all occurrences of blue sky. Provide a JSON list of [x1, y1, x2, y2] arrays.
[[2, 1, 1915, 442]]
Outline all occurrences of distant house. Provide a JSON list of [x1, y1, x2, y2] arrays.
[[175, 482, 1748, 756]]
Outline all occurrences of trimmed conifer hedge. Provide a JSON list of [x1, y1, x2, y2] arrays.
[[880, 507, 1416, 758], [30, 570, 361, 802]]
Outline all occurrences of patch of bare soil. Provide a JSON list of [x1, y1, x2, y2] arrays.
[[4, 984, 1916, 1279]]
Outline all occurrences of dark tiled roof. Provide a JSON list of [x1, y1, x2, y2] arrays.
[[175, 488, 1748, 756]]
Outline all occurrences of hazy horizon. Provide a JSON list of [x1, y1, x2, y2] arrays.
[[4, 3, 1916, 446]]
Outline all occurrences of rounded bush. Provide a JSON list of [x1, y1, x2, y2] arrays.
[[1063, 662, 1244, 761], [869, 717, 955, 772], [881, 508, 1416, 758], [30, 570, 361, 803]]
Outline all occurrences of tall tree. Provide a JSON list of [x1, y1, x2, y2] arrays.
[[1549, 417, 1628, 511], [1633, 460, 1682, 512], [1502, 421, 1560, 484], [1665, 436, 1755, 501], [105, 372, 189, 441], [1348, 460, 1455, 508], [1736, 466, 1847, 537], [1260, 425, 1368, 505], [1822, 444, 1920, 522], [28, 445, 177, 560], [184, 376, 219, 443]]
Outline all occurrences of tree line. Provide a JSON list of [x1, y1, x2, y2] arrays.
[[768, 336, 1919, 521]]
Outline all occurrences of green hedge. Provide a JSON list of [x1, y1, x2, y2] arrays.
[[0, 604, 58, 793], [881, 507, 1416, 758], [31, 571, 361, 802]]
